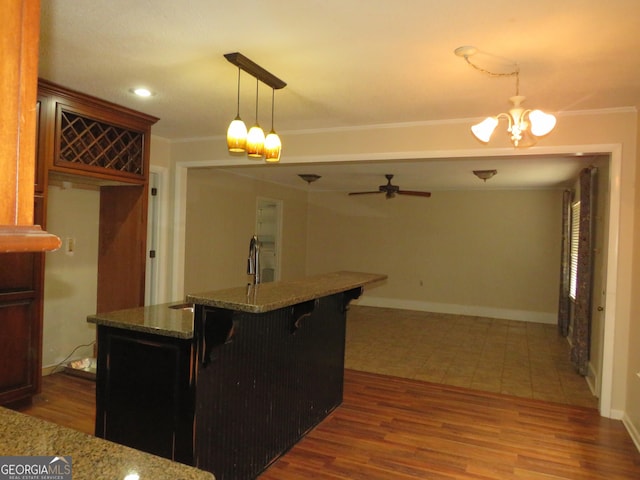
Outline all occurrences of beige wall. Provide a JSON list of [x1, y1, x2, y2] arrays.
[[150, 135, 172, 169], [183, 169, 308, 294], [42, 184, 99, 368], [306, 189, 563, 322]]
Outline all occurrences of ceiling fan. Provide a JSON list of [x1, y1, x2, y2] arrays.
[[348, 174, 431, 199]]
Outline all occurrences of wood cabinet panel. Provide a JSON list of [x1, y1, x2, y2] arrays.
[[0, 254, 36, 292], [0, 297, 38, 404], [95, 326, 195, 464], [97, 185, 148, 313]]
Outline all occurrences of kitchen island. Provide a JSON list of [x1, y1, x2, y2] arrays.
[[88, 271, 385, 480]]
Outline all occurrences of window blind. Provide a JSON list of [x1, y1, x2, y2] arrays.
[[569, 201, 581, 300]]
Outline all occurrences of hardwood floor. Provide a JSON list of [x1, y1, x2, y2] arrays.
[[20, 373, 95, 435], [18, 372, 640, 479]]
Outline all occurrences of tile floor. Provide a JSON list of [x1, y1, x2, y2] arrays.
[[345, 305, 598, 408]]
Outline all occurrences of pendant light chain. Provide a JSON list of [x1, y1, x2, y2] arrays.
[[462, 55, 520, 95], [254, 78, 259, 124], [270, 88, 275, 130]]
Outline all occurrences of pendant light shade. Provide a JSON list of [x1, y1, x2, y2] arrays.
[[246, 78, 265, 158], [227, 67, 247, 152], [264, 88, 281, 162], [264, 131, 281, 162], [227, 116, 247, 152], [246, 125, 265, 158]]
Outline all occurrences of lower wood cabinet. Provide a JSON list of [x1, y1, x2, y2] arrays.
[[0, 288, 41, 406]]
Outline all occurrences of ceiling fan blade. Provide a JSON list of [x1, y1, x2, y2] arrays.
[[348, 191, 384, 196], [397, 190, 432, 198]]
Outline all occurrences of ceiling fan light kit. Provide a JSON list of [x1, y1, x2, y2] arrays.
[[225, 52, 285, 162], [348, 174, 431, 199], [298, 174, 321, 184], [473, 169, 497, 182], [456, 46, 556, 148]]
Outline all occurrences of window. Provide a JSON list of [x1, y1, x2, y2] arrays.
[[569, 201, 580, 300]]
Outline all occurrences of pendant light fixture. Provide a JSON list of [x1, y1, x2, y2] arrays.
[[264, 88, 282, 162], [226, 67, 247, 152], [224, 52, 286, 163], [246, 78, 265, 158], [455, 46, 556, 148]]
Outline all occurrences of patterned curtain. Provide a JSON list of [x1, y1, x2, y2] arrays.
[[557, 190, 572, 337], [571, 167, 595, 376]]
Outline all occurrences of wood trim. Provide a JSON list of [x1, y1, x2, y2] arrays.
[[0, 225, 61, 253]]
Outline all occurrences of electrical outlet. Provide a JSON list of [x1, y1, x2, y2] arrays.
[[65, 237, 75, 256]]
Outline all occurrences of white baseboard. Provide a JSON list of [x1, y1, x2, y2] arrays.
[[622, 412, 640, 453], [355, 295, 557, 324]]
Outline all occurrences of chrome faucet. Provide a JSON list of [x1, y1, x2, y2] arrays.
[[247, 235, 261, 285]]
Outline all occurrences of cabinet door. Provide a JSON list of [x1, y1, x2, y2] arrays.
[[96, 327, 195, 464], [0, 297, 38, 404]]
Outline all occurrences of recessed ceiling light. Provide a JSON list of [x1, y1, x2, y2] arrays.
[[129, 87, 154, 97]]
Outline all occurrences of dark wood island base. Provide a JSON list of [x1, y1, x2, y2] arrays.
[[89, 271, 386, 480]]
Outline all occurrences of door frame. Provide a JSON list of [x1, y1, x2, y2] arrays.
[[171, 143, 622, 417]]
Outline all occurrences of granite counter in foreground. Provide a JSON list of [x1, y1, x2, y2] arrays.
[[0, 407, 214, 480]]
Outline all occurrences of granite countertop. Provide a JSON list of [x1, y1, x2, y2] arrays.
[[87, 303, 195, 339], [0, 407, 214, 480], [87, 272, 386, 337], [186, 270, 387, 313]]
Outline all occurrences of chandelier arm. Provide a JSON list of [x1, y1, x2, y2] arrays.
[[495, 112, 513, 129]]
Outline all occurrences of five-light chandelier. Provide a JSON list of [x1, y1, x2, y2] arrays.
[[455, 46, 556, 148], [225, 52, 286, 162]]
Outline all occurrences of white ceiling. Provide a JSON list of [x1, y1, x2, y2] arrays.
[[38, 1, 639, 191]]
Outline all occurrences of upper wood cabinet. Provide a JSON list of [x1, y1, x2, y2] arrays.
[[38, 80, 158, 185]]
